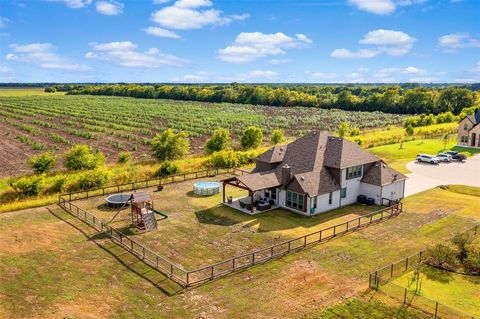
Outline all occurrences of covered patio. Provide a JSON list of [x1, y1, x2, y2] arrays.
[[222, 174, 280, 214]]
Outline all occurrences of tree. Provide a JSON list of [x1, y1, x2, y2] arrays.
[[463, 245, 480, 275], [151, 129, 190, 161], [155, 161, 181, 177], [204, 128, 231, 154], [442, 133, 450, 150], [405, 124, 414, 136], [270, 129, 286, 145], [337, 121, 350, 137], [44, 87, 56, 93], [240, 126, 263, 149], [437, 88, 475, 114], [63, 145, 105, 170], [28, 152, 56, 174], [10, 175, 44, 196], [452, 233, 473, 263], [425, 244, 457, 270]]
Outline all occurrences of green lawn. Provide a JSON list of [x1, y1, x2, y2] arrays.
[[391, 266, 480, 317], [369, 138, 456, 174]]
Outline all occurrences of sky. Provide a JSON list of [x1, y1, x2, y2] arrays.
[[0, 0, 479, 83]]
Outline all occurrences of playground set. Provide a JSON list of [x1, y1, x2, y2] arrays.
[[106, 191, 168, 231]]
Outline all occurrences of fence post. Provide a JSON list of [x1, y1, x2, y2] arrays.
[[434, 302, 438, 318], [390, 263, 394, 277], [405, 257, 409, 270], [403, 288, 407, 304]]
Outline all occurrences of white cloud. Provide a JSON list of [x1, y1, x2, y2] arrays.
[[151, 0, 248, 30], [438, 33, 480, 51], [172, 73, 209, 82], [348, 0, 396, 15], [86, 41, 188, 68], [373, 66, 427, 81], [49, 0, 93, 9], [0, 17, 9, 29], [244, 70, 280, 80], [0, 65, 14, 73], [331, 48, 378, 59], [143, 27, 180, 39], [96, 1, 124, 15], [218, 32, 312, 63], [6, 43, 91, 71], [309, 72, 338, 81], [401, 66, 426, 74], [360, 29, 416, 46], [331, 29, 416, 58], [269, 58, 291, 65], [408, 77, 436, 83], [357, 67, 369, 73]]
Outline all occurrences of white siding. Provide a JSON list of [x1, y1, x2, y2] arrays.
[[308, 191, 341, 215], [339, 168, 362, 206], [359, 183, 382, 205], [381, 180, 405, 202]]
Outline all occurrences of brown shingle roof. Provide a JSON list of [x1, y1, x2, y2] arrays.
[[323, 137, 379, 169], [288, 168, 340, 196], [236, 170, 281, 192], [256, 145, 287, 163], [361, 161, 407, 186]]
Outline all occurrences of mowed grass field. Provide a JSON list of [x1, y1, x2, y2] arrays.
[[0, 89, 406, 176], [1, 185, 479, 319]]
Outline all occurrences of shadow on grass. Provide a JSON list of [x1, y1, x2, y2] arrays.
[[48, 206, 185, 296], [195, 203, 377, 232], [422, 265, 453, 284]]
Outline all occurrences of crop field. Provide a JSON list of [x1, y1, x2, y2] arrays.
[[0, 92, 406, 176]]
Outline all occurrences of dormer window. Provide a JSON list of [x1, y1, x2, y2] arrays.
[[464, 123, 468, 130], [346, 165, 363, 179]]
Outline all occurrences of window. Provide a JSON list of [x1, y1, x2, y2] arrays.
[[461, 136, 469, 143], [340, 188, 347, 199], [311, 196, 317, 209], [346, 165, 362, 179], [286, 191, 304, 211], [328, 192, 333, 205], [464, 123, 468, 131]]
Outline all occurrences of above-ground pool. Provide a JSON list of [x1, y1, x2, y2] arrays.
[[193, 181, 222, 196], [106, 193, 132, 208]]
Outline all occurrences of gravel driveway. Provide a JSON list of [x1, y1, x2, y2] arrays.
[[404, 154, 480, 196]]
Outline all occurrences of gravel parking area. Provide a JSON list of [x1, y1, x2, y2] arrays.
[[404, 154, 480, 196]]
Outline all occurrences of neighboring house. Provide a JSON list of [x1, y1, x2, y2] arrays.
[[223, 131, 407, 216], [457, 109, 480, 148]]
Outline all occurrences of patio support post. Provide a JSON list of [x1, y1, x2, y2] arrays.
[[222, 181, 226, 203], [250, 191, 254, 213]]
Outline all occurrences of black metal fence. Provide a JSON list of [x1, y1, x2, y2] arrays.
[[58, 167, 404, 288], [368, 224, 479, 319]]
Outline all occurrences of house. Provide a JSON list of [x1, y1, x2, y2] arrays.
[[222, 131, 407, 215], [457, 109, 480, 148]]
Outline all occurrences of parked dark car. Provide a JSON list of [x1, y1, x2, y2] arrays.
[[445, 151, 467, 161]]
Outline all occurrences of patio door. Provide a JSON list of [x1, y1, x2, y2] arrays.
[[472, 133, 477, 147], [264, 187, 277, 204]]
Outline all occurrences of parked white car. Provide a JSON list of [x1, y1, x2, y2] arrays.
[[416, 154, 440, 164], [436, 153, 452, 162]]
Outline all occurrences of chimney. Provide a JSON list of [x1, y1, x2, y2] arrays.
[[282, 164, 291, 185]]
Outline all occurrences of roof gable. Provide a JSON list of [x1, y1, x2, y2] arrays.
[[361, 161, 407, 186], [323, 137, 379, 169]]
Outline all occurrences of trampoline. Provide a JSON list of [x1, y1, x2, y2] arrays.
[[193, 181, 221, 196], [106, 193, 132, 208]]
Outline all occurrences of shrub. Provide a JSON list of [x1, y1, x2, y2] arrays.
[[46, 176, 68, 194], [405, 124, 414, 136], [151, 129, 190, 161], [65, 169, 110, 192], [425, 244, 458, 270], [452, 233, 473, 262], [44, 87, 56, 93], [63, 145, 105, 170], [205, 128, 231, 154], [10, 175, 45, 196], [270, 129, 286, 145], [349, 127, 360, 136], [28, 152, 56, 174], [240, 126, 263, 149], [117, 151, 132, 164], [155, 161, 181, 177], [337, 121, 350, 137], [210, 150, 239, 168], [463, 245, 480, 275]]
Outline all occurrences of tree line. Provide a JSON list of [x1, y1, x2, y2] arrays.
[[49, 83, 479, 115]]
